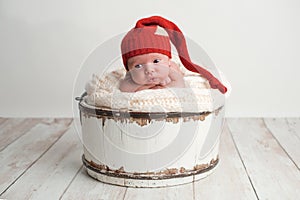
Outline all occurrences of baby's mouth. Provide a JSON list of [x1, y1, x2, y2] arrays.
[[148, 77, 159, 83]]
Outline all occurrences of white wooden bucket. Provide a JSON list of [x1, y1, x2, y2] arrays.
[[78, 96, 225, 187]]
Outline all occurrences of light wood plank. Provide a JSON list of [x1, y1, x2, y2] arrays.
[[264, 118, 300, 169], [286, 118, 300, 138], [0, 118, 41, 151], [0, 118, 72, 194], [0, 117, 8, 125], [227, 118, 300, 200], [0, 118, 26, 135], [194, 122, 257, 200], [124, 182, 193, 200], [0, 122, 82, 200], [60, 168, 127, 200], [1, 117, 298, 199]]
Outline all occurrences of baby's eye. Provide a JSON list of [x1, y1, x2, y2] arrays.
[[153, 59, 160, 64], [134, 64, 143, 69]]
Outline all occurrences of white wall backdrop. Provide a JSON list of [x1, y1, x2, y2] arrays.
[[1, 0, 300, 117]]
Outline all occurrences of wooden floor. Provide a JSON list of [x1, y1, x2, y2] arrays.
[[0, 118, 299, 200]]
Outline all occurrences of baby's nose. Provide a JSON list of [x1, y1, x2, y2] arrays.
[[145, 64, 155, 74]]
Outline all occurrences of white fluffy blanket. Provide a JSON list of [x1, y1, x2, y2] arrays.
[[84, 67, 227, 112]]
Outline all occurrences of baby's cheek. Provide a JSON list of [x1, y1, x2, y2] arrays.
[[159, 67, 170, 78], [131, 71, 146, 84]]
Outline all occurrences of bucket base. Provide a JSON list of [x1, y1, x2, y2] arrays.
[[82, 155, 219, 188]]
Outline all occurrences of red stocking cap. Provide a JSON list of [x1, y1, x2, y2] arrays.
[[121, 16, 227, 94]]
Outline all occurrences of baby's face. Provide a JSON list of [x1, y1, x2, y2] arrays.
[[127, 53, 170, 85]]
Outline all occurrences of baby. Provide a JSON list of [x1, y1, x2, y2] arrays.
[[119, 16, 227, 94], [119, 53, 185, 92]]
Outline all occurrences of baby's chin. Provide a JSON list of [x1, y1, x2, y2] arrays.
[[134, 77, 160, 85]]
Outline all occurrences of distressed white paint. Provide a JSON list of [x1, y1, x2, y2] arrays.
[[80, 102, 224, 187], [1, 118, 300, 199]]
